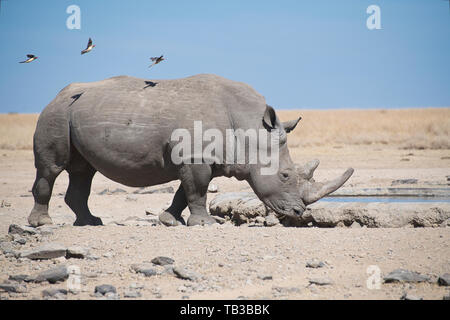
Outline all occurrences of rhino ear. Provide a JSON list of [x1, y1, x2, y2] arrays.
[[263, 105, 281, 131], [282, 117, 302, 133]]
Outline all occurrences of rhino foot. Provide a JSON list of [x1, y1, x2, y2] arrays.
[[73, 216, 103, 226], [159, 211, 186, 227], [28, 212, 53, 227], [187, 214, 217, 226]]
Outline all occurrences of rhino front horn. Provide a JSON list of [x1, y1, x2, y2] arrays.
[[297, 163, 354, 206]]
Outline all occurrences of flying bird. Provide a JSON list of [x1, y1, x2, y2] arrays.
[[149, 55, 164, 68], [81, 38, 95, 55], [19, 54, 38, 64]]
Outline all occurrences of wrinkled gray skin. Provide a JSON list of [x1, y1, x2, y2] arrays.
[[28, 74, 351, 228]]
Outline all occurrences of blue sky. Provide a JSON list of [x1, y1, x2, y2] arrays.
[[0, 0, 449, 113]]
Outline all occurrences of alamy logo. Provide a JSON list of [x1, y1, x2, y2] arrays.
[[66, 5, 81, 30], [171, 121, 280, 175], [366, 265, 381, 289], [366, 5, 381, 30]]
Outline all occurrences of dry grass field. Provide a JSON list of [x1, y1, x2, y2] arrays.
[[279, 108, 450, 150], [1, 108, 449, 151]]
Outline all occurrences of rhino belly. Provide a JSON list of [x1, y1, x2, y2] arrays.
[[69, 119, 177, 187]]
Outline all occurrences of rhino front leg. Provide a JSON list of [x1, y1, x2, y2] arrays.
[[179, 164, 217, 226], [159, 185, 188, 226]]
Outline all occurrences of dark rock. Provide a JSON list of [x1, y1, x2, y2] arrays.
[[438, 273, 450, 286], [0, 283, 27, 293], [151, 256, 174, 266], [42, 288, 68, 298], [98, 188, 127, 195], [391, 179, 418, 186], [308, 277, 333, 286], [8, 224, 37, 236], [20, 243, 67, 260], [130, 264, 157, 277], [95, 284, 116, 295], [258, 274, 273, 281], [124, 290, 141, 298], [173, 266, 200, 281], [8, 274, 32, 283], [384, 269, 430, 283], [34, 265, 69, 283]]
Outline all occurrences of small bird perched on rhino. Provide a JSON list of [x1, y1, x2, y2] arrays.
[[81, 38, 95, 55], [19, 54, 38, 63], [149, 55, 164, 68]]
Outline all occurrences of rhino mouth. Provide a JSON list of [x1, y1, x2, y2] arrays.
[[264, 198, 306, 218]]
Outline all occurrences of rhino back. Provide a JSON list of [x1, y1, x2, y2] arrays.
[[46, 74, 267, 186]]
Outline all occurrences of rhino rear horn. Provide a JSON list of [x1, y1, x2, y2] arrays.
[[282, 117, 302, 133], [296, 159, 320, 180], [299, 167, 354, 205]]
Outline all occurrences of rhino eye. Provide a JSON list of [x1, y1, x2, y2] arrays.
[[280, 172, 289, 181]]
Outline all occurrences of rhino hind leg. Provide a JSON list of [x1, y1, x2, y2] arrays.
[[64, 148, 103, 226], [159, 185, 188, 226], [28, 167, 64, 227], [179, 164, 217, 226]]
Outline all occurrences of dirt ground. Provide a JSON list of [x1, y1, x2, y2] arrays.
[[0, 109, 449, 300]]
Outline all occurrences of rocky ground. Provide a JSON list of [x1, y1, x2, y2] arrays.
[[0, 146, 449, 300]]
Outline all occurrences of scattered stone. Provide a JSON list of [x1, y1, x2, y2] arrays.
[[306, 259, 325, 268], [0, 283, 27, 293], [0, 241, 16, 255], [42, 288, 67, 298], [98, 188, 127, 195], [86, 254, 100, 260], [125, 195, 138, 202], [272, 286, 301, 297], [391, 179, 418, 186], [12, 234, 27, 245], [212, 216, 226, 224], [130, 264, 157, 277], [34, 265, 69, 283], [103, 252, 114, 258], [173, 266, 201, 281], [105, 292, 120, 300], [95, 284, 116, 295], [208, 184, 219, 193], [134, 186, 174, 194], [145, 208, 160, 216], [350, 221, 361, 228], [264, 214, 280, 227], [8, 274, 32, 283], [8, 224, 37, 236], [20, 243, 67, 260], [0, 200, 11, 208], [36, 225, 56, 236], [438, 273, 450, 286], [124, 290, 141, 298], [384, 269, 430, 283], [66, 246, 90, 259], [151, 256, 174, 266], [308, 277, 333, 286], [401, 293, 423, 300]]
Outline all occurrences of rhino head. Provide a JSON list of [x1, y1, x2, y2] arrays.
[[245, 105, 354, 218], [245, 105, 305, 217]]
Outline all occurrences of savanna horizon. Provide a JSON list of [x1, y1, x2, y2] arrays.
[[0, 107, 449, 151]]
